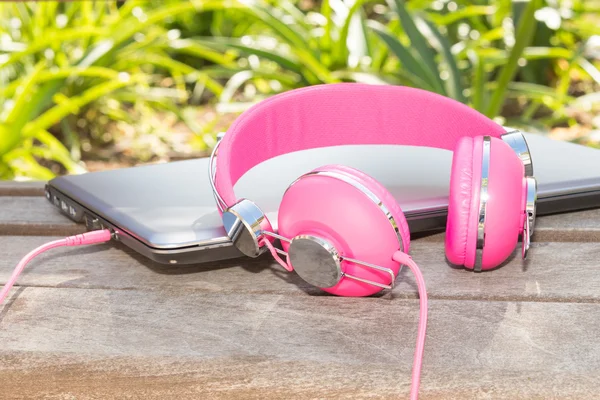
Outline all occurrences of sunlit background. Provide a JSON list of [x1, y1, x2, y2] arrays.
[[1, 0, 599, 180]]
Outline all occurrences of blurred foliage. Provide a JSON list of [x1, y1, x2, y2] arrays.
[[0, 0, 233, 179], [1, 0, 599, 179]]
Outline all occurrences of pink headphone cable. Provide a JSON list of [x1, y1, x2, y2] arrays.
[[1, 230, 427, 399], [262, 239, 294, 271], [263, 239, 428, 400], [0, 229, 112, 306], [393, 251, 428, 400]]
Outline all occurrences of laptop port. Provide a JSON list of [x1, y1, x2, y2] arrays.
[[85, 214, 103, 231]]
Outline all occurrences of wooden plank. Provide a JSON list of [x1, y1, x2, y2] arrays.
[[533, 208, 600, 242], [1, 287, 600, 399], [2, 237, 600, 303], [0, 197, 84, 236], [403, 208, 600, 244], [0, 181, 45, 197]]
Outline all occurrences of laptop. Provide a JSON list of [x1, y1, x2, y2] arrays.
[[45, 132, 600, 264]]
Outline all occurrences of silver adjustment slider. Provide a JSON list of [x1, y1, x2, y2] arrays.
[[525, 176, 537, 234], [522, 176, 537, 259], [522, 212, 531, 259], [501, 130, 534, 177], [222, 199, 273, 257]]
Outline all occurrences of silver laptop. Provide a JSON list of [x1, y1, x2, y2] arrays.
[[46, 132, 600, 264]]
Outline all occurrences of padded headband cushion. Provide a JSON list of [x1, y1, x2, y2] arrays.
[[215, 83, 506, 207]]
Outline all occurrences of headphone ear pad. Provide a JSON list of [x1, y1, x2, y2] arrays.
[[446, 137, 480, 266], [278, 165, 408, 297]]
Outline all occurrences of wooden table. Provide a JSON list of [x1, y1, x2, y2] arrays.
[[1, 181, 600, 399]]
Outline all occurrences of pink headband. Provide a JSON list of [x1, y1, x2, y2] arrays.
[[215, 83, 505, 207]]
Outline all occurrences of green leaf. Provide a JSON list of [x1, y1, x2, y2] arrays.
[[3, 149, 55, 180], [200, 37, 302, 73], [169, 38, 237, 66], [390, 0, 445, 94], [467, 50, 487, 112], [336, 0, 368, 64], [369, 21, 439, 92], [1, 27, 108, 68], [426, 5, 495, 26], [23, 78, 138, 137], [422, 19, 466, 103], [577, 57, 600, 85], [486, 0, 541, 118], [239, 2, 309, 52], [0, 62, 46, 156], [33, 130, 86, 174], [221, 71, 255, 103], [321, 0, 333, 54]]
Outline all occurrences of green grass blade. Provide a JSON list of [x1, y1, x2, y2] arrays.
[[1, 27, 108, 68], [220, 71, 255, 103], [321, 0, 333, 54], [117, 53, 224, 95], [109, 1, 246, 49], [369, 21, 439, 92], [390, 0, 445, 94], [33, 130, 86, 174], [2, 147, 55, 180], [331, 70, 399, 85], [202, 38, 333, 85], [483, 81, 575, 113], [336, 0, 370, 64], [485, 0, 541, 118], [169, 38, 237, 66], [426, 5, 495, 26], [577, 57, 600, 85], [467, 50, 487, 112], [423, 19, 466, 102], [241, 2, 310, 51], [0, 62, 46, 156], [200, 37, 302, 73], [22, 78, 138, 137]]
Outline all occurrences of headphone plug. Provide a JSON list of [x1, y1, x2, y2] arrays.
[[0, 229, 112, 307]]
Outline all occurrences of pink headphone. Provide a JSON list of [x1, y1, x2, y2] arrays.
[[210, 83, 537, 297]]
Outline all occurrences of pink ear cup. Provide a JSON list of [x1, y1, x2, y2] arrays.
[[278, 166, 408, 297], [318, 165, 411, 253], [477, 138, 526, 269], [446, 137, 526, 270]]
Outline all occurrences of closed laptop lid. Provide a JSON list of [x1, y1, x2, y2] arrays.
[[50, 132, 600, 249]]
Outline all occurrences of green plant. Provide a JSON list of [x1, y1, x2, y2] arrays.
[[2, 0, 598, 180], [0, 0, 236, 179], [183, 0, 399, 111], [369, 0, 600, 128], [200, 0, 600, 131]]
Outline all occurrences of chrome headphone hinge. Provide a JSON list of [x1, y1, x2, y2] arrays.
[[501, 129, 534, 177], [474, 137, 491, 272], [522, 176, 537, 259], [222, 199, 273, 258], [501, 130, 537, 261]]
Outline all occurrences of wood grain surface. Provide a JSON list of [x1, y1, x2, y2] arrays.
[[0, 181, 45, 197], [1, 183, 600, 399]]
